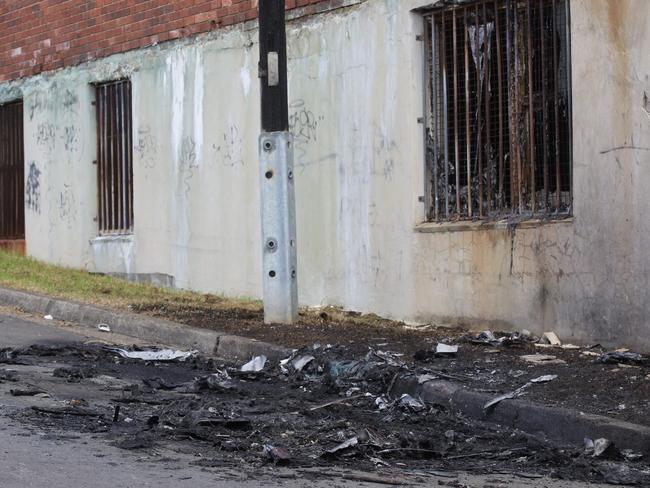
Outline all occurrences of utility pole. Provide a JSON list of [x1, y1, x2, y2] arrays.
[[258, 0, 298, 324]]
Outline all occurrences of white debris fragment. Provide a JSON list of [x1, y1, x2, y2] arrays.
[[520, 354, 566, 365], [483, 385, 530, 411], [373, 350, 405, 366], [325, 436, 358, 454], [436, 343, 459, 355], [369, 456, 390, 467], [241, 355, 267, 372], [292, 355, 315, 372], [375, 395, 390, 411], [399, 394, 425, 411], [622, 449, 644, 461], [279, 356, 292, 374], [112, 348, 196, 361], [485, 374, 559, 411], [530, 374, 558, 383], [479, 330, 498, 342], [592, 438, 619, 458], [97, 324, 111, 333], [541, 332, 562, 346], [43, 315, 53, 320]]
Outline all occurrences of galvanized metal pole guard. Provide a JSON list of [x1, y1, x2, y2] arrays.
[[258, 131, 298, 324]]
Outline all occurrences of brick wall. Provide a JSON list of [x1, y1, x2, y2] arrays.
[[0, 0, 344, 83]]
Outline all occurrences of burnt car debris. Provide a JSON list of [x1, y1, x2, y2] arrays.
[[0, 340, 649, 486]]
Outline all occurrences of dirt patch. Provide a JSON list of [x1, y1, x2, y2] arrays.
[[132, 303, 429, 354], [132, 302, 650, 428]]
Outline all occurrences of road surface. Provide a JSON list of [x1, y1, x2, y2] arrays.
[[0, 307, 610, 488]]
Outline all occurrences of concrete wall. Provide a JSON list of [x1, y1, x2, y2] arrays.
[[0, 0, 649, 349]]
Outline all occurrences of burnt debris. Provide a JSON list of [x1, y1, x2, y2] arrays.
[[1, 341, 649, 486]]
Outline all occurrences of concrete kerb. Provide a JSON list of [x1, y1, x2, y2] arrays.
[[0, 287, 291, 362], [391, 376, 650, 457]]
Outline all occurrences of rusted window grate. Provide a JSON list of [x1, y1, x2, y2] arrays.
[[424, 0, 572, 222], [95, 80, 133, 234], [0, 100, 25, 240]]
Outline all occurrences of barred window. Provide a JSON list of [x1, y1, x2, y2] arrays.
[[95, 79, 133, 234], [424, 0, 572, 222], [0, 100, 25, 240]]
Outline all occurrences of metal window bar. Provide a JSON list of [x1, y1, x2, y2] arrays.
[[95, 80, 133, 234], [0, 100, 25, 240], [424, 0, 572, 222]]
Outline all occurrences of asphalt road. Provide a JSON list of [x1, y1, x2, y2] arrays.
[[0, 309, 609, 488]]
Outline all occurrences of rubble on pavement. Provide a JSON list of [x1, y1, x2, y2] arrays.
[[0, 338, 648, 486]]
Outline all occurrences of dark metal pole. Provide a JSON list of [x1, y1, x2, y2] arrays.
[[258, 0, 298, 324], [259, 0, 289, 132]]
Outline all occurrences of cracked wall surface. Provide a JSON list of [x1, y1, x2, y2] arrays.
[[1, 0, 649, 349]]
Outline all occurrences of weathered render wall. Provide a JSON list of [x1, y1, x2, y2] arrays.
[[0, 0, 649, 349]]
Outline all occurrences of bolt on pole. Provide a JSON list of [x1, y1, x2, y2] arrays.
[[258, 0, 298, 324]]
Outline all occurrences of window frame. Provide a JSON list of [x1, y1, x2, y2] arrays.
[[0, 99, 25, 241], [94, 79, 134, 235], [421, 0, 573, 224]]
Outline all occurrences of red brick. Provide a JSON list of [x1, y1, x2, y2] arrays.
[[0, 0, 333, 83]]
